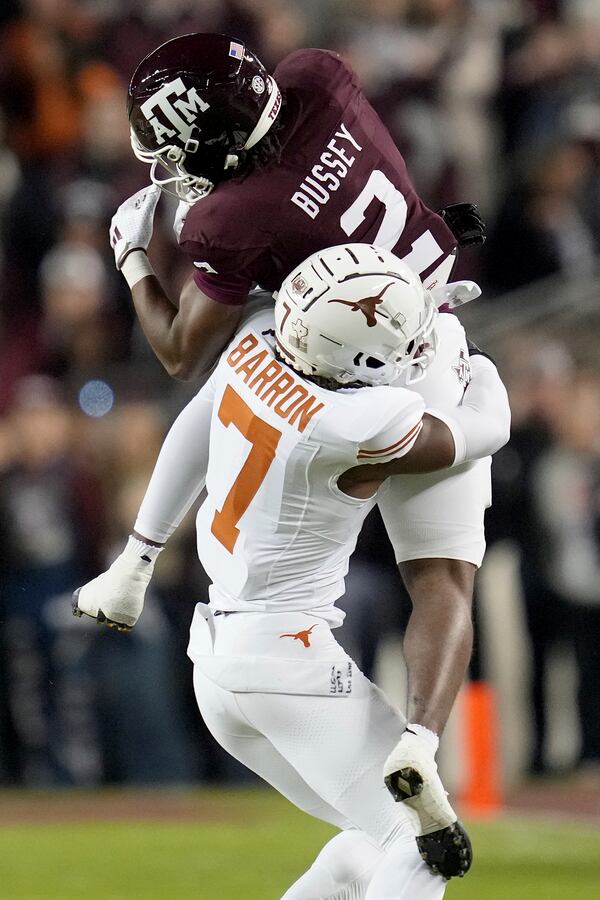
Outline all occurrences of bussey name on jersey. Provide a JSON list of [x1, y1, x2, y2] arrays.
[[227, 332, 325, 433], [291, 123, 362, 220]]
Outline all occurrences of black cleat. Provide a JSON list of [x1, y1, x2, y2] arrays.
[[416, 821, 473, 880]]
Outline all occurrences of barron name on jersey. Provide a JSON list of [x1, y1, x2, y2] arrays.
[[226, 330, 325, 434]]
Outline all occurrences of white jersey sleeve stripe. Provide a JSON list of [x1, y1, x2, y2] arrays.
[[357, 420, 423, 459]]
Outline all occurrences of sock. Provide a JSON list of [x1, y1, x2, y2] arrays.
[[281, 830, 383, 900], [125, 535, 163, 563]]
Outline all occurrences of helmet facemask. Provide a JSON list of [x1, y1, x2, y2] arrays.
[[130, 130, 216, 202]]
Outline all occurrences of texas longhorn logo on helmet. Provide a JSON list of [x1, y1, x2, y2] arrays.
[[327, 282, 394, 327]]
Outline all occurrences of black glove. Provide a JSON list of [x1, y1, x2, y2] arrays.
[[438, 203, 486, 248]]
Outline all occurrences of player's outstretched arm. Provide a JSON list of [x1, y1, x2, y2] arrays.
[[73, 375, 216, 630], [111, 186, 244, 380]]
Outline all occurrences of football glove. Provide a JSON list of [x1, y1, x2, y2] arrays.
[[429, 281, 481, 310], [72, 537, 160, 631], [109, 185, 160, 270], [438, 202, 486, 248]]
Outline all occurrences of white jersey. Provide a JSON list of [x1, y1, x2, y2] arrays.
[[196, 309, 429, 624]]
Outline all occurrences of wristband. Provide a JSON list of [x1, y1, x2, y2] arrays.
[[121, 250, 155, 289]]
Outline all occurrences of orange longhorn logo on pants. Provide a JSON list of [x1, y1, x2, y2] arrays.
[[279, 624, 318, 648]]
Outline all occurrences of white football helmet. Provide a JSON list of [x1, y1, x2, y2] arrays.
[[275, 244, 438, 386]]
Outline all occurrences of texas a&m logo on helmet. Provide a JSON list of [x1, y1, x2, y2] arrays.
[[139, 78, 211, 147]]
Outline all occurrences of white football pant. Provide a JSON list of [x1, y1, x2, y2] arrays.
[[191, 609, 445, 900]]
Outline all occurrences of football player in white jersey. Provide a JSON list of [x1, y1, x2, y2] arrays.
[[74, 245, 509, 899]]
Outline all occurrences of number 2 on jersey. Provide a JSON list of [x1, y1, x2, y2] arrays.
[[340, 169, 445, 276], [211, 385, 282, 553]]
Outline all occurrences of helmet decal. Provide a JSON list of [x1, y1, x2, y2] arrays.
[[228, 40, 244, 60], [327, 282, 394, 327], [290, 319, 309, 352], [244, 77, 282, 149], [291, 275, 308, 295], [140, 78, 210, 145]]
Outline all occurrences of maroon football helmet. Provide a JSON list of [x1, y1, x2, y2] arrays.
[[128, 33, 282, 202]]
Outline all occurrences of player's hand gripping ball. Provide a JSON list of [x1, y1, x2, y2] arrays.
[[109, 184, 160, 270]]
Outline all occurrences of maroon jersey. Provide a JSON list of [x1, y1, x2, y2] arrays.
[[179, 49, 456, 305]]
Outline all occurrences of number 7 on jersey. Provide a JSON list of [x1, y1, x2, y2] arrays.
[[211, 385, 282, 553]]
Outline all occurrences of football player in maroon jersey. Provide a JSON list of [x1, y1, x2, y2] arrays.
[[114, 33, 484, 378], [110, 32, 488, 888]]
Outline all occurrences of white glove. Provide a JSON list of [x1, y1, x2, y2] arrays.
[[430, 281, 481, 310], [72, 537, 161, 631], [109, 185, 161, 269]]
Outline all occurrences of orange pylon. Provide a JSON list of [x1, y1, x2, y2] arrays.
[[460, 680, 503, 816]]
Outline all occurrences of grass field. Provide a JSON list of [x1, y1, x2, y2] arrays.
[[0, 788, 598, 899]]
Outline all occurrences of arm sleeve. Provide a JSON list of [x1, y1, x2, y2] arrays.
[[427, 355, 511, 466], [134, 373, 216, 543], [357, 392, 426, 463]]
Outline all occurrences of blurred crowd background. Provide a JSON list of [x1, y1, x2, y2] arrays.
[[0, 0, 599, 795]]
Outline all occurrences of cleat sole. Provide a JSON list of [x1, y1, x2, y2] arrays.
[[416, 821, 473, 880]]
